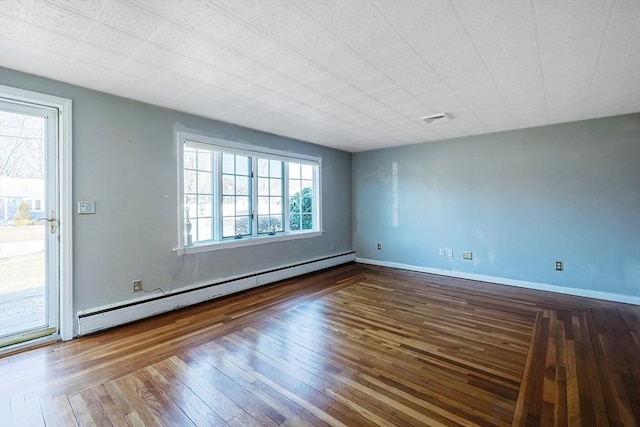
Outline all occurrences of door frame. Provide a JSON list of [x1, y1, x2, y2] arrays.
[[0, 84, 73, 341]]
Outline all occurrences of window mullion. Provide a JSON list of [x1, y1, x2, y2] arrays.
[[314, 164, 319, 231], [251, 156, 257, 237], [214, 151, 221, 241], [283, 162, 290, 232]]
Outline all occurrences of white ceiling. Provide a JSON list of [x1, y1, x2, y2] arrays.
[[1, 0, 639, 152]]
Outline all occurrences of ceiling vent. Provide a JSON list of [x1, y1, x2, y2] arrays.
[[421, 112, 451, 124]]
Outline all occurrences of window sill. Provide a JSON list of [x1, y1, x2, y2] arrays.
[[177, 230, 323, 254]]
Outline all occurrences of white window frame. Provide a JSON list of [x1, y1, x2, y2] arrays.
[[24, 197, 44, 212], [177, 131, 322, 254]]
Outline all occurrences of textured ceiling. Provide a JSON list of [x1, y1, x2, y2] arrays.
[[1, 0, 639, 152]]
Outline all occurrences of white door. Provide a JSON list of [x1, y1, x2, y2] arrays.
[[0, 99, 60, 347]]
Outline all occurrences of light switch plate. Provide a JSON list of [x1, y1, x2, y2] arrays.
[[77, 201, 96, 214]]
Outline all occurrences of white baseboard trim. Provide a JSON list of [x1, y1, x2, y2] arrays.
[[77, 252, 355, 336], [356, 258, 640, 305]]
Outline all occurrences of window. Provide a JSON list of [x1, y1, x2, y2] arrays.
[[23, 198, 43, 212], [221, 152, 251, 238], [183, 144, 213, 244], [178, 132, 321, 252], [257, 158, 283, 234], [288, 162, 314, 231]]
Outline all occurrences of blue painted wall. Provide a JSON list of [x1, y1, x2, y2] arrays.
[[353, 114, 640, 298], [1, 67, 352, 312]]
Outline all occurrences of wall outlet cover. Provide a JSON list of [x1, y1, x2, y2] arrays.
[[132, 280, 143, 293]]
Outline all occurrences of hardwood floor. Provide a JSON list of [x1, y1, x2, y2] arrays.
[[1, 263, 638, 426]]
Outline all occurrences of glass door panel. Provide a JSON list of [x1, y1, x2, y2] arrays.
[[0, 101, 58, 347]]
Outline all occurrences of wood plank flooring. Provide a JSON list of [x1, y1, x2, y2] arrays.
[[0, 263, 638, 426]]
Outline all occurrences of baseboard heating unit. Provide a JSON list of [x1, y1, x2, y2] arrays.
[[77, 252, 355, 336]]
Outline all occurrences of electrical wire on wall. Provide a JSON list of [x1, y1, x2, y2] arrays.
[[141, 249, 186, 296]]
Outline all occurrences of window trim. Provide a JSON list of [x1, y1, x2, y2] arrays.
[[176, 131, 322, 254]]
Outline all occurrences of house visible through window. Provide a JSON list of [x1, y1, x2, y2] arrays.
[[23, 198, 43, 212], [179, 132, 321, 252]]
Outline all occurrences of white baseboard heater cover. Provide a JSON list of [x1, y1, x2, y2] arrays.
[[77, 252, 355, 336]]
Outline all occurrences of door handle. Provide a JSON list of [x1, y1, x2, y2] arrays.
[[36, 210, 57, 234]]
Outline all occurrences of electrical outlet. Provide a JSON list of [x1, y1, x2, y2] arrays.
[[377, 243, 382, 250], [132, 280, 142, 293], [462, 251, 473, 260], [331, 243, 336, 251], [555, 261, 564, 271], [447, 249, 453, 257], [439, 248, 445, 256]]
